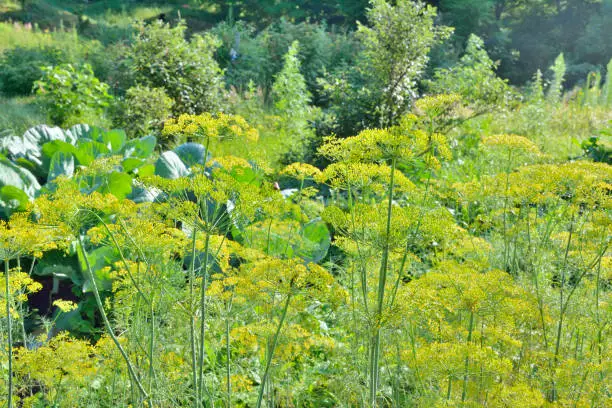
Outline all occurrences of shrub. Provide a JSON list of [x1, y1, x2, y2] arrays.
[[112, 85, 174, 138], [320, 0, 451, 135], [129, 20, 225, 115], [0, 46, 66, 97], [427, 34, 512, 112], [34, 63, 113, 127]]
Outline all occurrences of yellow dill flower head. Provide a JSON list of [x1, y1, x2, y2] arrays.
[[207, 155, 252, 171], [280, 162, 322, 180], [77, 156, 123, 176], [224, 374, 255, 393], [0, 217, 57, 260], [482, 134, 541, 155], [414, 93, 462, 118], [319, 128, 414, 162], [317, 162, 415, 195], [0, 270, 42, 316], [53, 299, 78, 313], [161, 112, 259, 145]]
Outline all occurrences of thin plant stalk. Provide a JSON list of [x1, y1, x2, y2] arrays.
[[461, 310, 475, 402], [189, 220, 199, 406], [4, 258, 13, 408], [256, 292, 292, 408], [369, 156, 396, 406], [549, 215, 574, 401], [197, 231, 211, 406], [225, 308, 232, 408], [77, 235, 150, 403]]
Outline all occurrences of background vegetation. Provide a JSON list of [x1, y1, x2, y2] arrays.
[[0, 0, 610, 407]]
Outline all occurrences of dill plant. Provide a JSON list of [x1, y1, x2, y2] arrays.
[[317, 94, 456, 406]]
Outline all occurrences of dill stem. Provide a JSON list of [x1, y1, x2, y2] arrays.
[[77, 236, 149, 403], [256, 292, 292, 408], [4, 258, 13, 408], [197, 232, 211, 406]]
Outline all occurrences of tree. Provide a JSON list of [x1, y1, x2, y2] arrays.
[[357, 0, 452, 126], [129, 21, 225, 115], [321, 0, 451, 136]]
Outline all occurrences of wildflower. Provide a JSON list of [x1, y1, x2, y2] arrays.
[[162, 112, 259, 145], [52, 299, 78, 313], [280, 162, 322, 181]]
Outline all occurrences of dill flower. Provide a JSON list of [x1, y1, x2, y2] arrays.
[[414, 93, 462, 118], [280, 162, 322, 181], [318, 128, 414, 163], [207, 155, 252, 171], [162, 112, 259, 145], [316, 162, 416, 195], [483, 134, 542, 155], [52, 299, 78, 313]]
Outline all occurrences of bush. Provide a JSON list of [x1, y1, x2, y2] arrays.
[[212, 20, 359, 102], [34, 63, 113, 127], [112, 85, 174, 138], [0, 46, 67, 97], [129, 20, 225, 115], [427, 34, 512, 112], [271, 41, 320, 163]]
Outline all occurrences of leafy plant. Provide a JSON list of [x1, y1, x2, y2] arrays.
[[34, 63, 113, 127], [112, 85, 174, 138], [427, 34, 512, 112], [129, 20, 225, 116], [271, 41, 319, 163], [0, 46, 66, 97]]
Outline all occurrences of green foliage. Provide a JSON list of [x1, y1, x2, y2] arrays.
[[213, 19, 359, 102], [321, 0, 451, 135], [34, 63, 113, 127], [129, 20, 225, 115], [0, 96, 46, 135], [427, 34, 511, 111], [357, 0, 452, 126], [603, 58, 612, 107], [547, 53, 566, 104], [528, 69, 545, 103], [0, 46, 66, 97], [271, 41, 319, 163], [0, 2, 612, 407], [112, 85, 174, 138]]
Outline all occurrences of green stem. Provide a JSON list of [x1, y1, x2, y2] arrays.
[[369, 157, 397, 407], [550, 215, 574, 402], [16, 258, 26, 347], [226, 311, 231, 408], [189, 220, 199, 407], [4, 259, 13, 408], [256, 292, 292, 408], [462, 310, 475, 402], [148, 299, 155, 397], [77, 236, 149, 403], [197, 232, 211, 406]]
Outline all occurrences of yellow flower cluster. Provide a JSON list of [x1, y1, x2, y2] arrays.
[[52, 299, 78, 313], [162, 112, 259, 144], [413, 93, 462, 118], [318, 128, 415, 163], [454, 161, 611, 207], [316, 162, 416, 195], [207, 155, 252, 170], [482, 134, 541, 154], [0, 270, 42, 317], [280, 162, 322, 180]]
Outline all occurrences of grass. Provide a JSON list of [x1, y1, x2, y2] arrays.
[[0, 96, 46, 134]]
